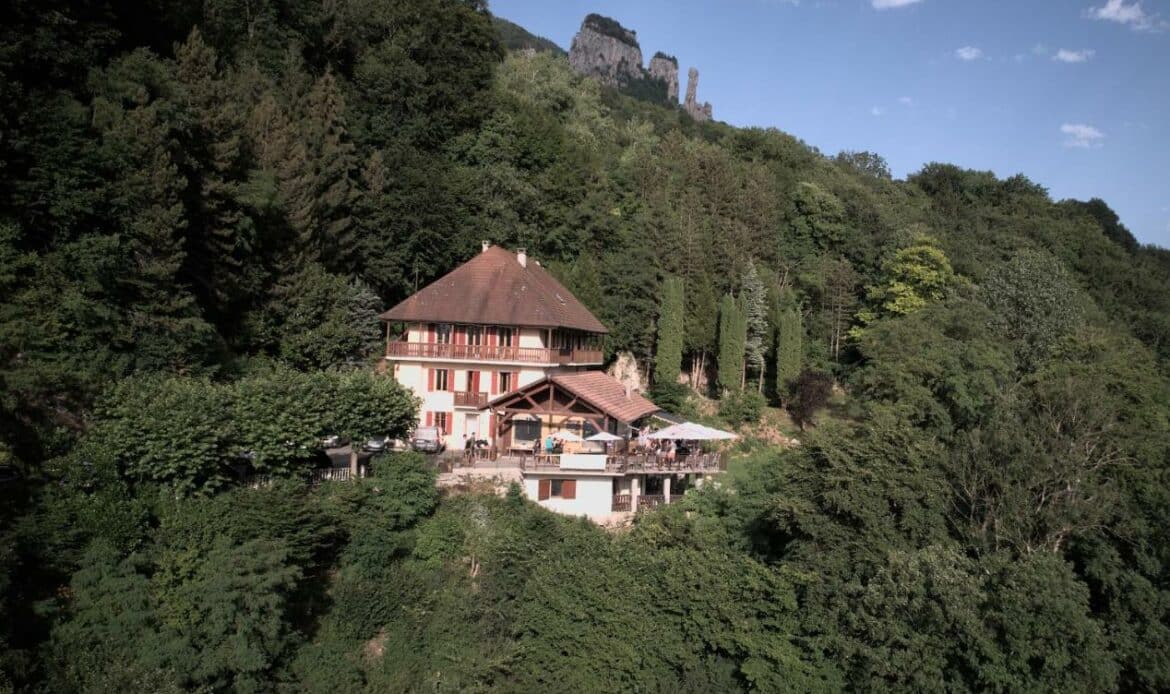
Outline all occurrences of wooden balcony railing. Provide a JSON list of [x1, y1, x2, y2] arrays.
[[385, 340, 603, 365], [611, 494, 632, 512], [518, 452, 726, 474], [638, 494, 666, 509], [454, 391, 488, 408]]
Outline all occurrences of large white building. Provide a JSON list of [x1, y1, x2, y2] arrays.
[[380, 243, 724, 520]]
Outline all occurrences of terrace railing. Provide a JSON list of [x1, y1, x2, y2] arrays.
[[517, 452, 726, 474], [385, 340, 603, 365], [453, 391, 489, 408]]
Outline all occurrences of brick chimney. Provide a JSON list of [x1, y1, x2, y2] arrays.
[[516, 248, 527, 268]]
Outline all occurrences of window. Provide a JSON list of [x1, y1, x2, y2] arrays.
[[499, 371, 513, 393], [431, 323, 452, 344], [514, 417, 540, 442], [538, 478, 576, 500], [434, 412, 449, 434], [432, 369, 450, 391], [497, 327, 514, 347], [466, 326, 482, 345]]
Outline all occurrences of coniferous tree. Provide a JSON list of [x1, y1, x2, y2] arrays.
[[742, 261, 769, 391], [303, 70, 359, 271], [654, 276, 685, 385], [684, 274, 719, 391], [717, 294, 746, 395], [775, 307, 803, 403]]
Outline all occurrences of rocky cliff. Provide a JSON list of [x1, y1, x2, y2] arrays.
[[567, 14, 712, 118], [569, 13, 644, 88], [648, 52, 679, 104], [684, 67, 713, 122]]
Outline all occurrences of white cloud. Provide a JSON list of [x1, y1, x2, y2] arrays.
[[1054, 48, 1096, 63], [1061, 123, 1106, 148], [871, 106, 886, 116], [898, 96, 914, 106], [1033, 44, 1049, 56], [1086, 0, 1164, 31], [872, 0, 924, 8], [955, 46, 984, 61]]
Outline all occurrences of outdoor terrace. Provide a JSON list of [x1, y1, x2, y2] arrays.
[[517, 451, 726, 475]]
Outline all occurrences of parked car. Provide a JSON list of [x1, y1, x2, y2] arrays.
[[363, 436, 388, 453], [411, 426, 445, 453], [321, 434, 349, 449]]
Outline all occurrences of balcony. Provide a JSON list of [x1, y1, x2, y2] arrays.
[[385, 340, 603, 365], [454, 391, 488, 408], [519, 452, 726, 475]]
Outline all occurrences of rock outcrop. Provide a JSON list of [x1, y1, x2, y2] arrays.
[[569, 14, 644, 88], [684, 67, 713, 122], [568, 14, 713, 118], [648, 52, 679, 104]]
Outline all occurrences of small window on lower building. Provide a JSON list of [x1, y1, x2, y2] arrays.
[[550, 479, 564, 497]]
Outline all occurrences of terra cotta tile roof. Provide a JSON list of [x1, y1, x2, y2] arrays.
[[485, 371, 658, 424], [379, 246, 608, 333]]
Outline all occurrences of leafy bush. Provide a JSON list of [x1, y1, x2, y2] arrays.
[[719, 388, 766, 425]]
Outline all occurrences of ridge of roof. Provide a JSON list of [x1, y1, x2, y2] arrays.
[[486, 371, 659, 424], [379, 246, 608, 333]]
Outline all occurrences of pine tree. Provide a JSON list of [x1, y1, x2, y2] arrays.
[[775, 307, 803, 403], [742, 261, 769, 391], [654, 276, 685, 385], [717, 294, 747, 395], [303, 70, 360, 271]]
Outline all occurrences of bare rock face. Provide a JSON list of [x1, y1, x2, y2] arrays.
[[684, 67, 713, 122], [569, 14, 644, 88], [607, 352, 647, 395], [648, 52, 679, 103]]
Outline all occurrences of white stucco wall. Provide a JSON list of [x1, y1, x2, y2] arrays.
[[523, 475, 614, 520]]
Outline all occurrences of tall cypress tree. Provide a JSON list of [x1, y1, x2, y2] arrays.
[[742, 261, 769, 391], [654, 276, 685, 385], [775, 307, 803, 403], [717, 294, 746, 395]]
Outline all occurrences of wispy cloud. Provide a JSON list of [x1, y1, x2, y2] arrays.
[[898, 96, 914, 106], [872, 0, 925, 9], [955, 46, 984, 61], [871, 106, 886, 117], [1085, 0, 1165, 31], [1061, 123, 1106, 148], [1054, 48, 1096, 63]]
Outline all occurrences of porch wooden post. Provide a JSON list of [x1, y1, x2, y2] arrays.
[[663, 475, 672, 503], [630, 475, 640, 513]]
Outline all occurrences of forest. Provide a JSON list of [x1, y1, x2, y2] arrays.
[[3, 0, 1170, 691]]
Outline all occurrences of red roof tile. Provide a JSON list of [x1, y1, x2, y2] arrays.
[[485, 371, 658, 424], [379, 247, 607, 333]]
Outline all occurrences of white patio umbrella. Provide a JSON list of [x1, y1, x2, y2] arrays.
[[647, 421, 738, 440], [585, 431, 623, 442]]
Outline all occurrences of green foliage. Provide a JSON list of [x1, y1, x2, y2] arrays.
[[774, 306, 803, 401], [981, 248, 1086, 369], [719, 388, 767, 426], [787, 370, 833, 430], [654, 275, 685, 384], [717, 294, 747, 394]]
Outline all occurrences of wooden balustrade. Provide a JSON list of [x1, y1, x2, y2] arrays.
[[517, 452, 726, 474], [611, 494, 632, 512], [385, 340, 602, 365], [453, 391, 488, 408], [638, 494, 666, 509]]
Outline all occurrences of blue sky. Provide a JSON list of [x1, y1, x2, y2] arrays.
[[491, 0, 1170, 247]]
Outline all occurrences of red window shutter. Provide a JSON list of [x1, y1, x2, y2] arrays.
[[538, 479, 551, 500], [445, 412, 453, 435], [427, 323, 435, 343], [425, 412, 433, 427], [427, 368, 434, 391], [447, 370, 454, 392], [487, 327, 496, 346], [512, 371, 519, 389], [491, 371, 499, 394], [562, 479, 577, 500], [471, 371, 481, 392]]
